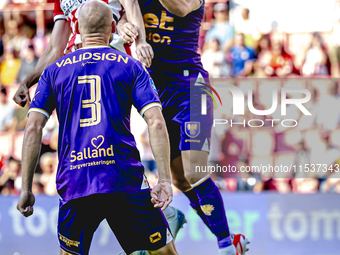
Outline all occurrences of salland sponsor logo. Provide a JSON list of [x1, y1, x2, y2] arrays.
[[149, 232, 162, 243], [58, 233, 80, 247], [201, 204, 215, 216], [70, 135, 114, 162], [185, 122, 200, 138]]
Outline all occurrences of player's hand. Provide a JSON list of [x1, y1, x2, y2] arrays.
[[151, 180, 173, 211], [13, 83, 31, 107], [118, 22, 138, 44], [17, 190, 35, 217], [136, 40, 154, 68]]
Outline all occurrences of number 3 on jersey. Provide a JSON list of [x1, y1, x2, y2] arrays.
[[79, 75, 101, 127]]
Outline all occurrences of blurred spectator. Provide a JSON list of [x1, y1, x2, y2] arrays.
[[235, 8, 260, 49], [298, 32, 331, 76], [259, 178, 292, 193], [0, 49, 21, 86], [140, 126, 157, 173], [316, 82, 340, 131], [292, 178, 320, 193], [0, 35, 3, 61], [227, 33, 256, 77], [294, 139, 310, 178], [321, 171, 340, 193], [17, 45, 38, 83], [329, 7, 340, 76], [204, 3, 234, 51], [263, 39, 294, 77], [39, 152, 57, 196], [0, 87, 15, 131], [236, 160, 262, 192], [0, 157, 21, 196], [9, 104, 29, 132], [254, 35, 272, 77], [201, 38, 230, 77], [7, 20, 26, 58], [310, 132, 340, 178]]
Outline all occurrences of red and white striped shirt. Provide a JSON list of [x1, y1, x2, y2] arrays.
[[54, 0, 124, 52]]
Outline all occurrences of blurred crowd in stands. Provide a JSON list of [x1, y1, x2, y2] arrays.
[[1, 1, 340, 196]]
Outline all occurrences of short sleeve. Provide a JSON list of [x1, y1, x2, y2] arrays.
[[53, 0, 67, 22], [28, 70, 56, 119], [132, 62, 162, 116]]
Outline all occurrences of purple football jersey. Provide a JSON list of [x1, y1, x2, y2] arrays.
[[29, 46, 161, 201], [138, 0, 208, 86]]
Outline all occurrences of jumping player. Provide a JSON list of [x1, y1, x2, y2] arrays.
[[117, 0, 249, 254], [17, 2, 178, 254]]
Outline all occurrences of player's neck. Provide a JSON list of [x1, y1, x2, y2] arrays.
[[81, 34, 110, 47]]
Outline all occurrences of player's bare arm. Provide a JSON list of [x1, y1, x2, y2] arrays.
[[158, 0, 201, 17], [143, 106, 172, 211], [17, 112, 47, 217], [117, 13, 138, 43], [13, 20, 71, 107], [117, 1, 154, 68]]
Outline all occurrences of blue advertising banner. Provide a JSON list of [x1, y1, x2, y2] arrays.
[[0, 193, 339, 255]]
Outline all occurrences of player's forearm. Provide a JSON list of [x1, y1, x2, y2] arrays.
[[120, 0, 146, 41], [158, 0, 200, 17], [21, 123, 44, 191], [148, 119, 171, 182], [117, 12, 128, 34]]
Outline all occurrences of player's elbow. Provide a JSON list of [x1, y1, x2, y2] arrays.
[[25, 121, 44, 136], [149, 118, 166, 132]]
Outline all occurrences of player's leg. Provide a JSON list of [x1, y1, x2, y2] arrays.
[[182, 150, 234, 252], [60, 249, 76, 255], [148, 240, 178, 255], [58, 194, 105, 255], [117, 205, 186, 255], [106, 190, 177, 255]]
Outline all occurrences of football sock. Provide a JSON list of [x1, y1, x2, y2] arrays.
[[218, 244, 237, 255], [194, 177, 231, 249], [183, 187, 209, 226]]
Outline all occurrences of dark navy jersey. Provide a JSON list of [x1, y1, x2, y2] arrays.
[[29, 46, 161, 201]]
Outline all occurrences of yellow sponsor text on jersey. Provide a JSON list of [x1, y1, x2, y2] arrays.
[[70, 135, 114, 162], [144, 11, 174, 31], [144, 10, 173, 45], [55, 52, 128, 68]]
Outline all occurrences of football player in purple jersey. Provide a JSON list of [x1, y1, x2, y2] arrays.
[[17, 2, 178, 254], [117, 0, 250, 254]]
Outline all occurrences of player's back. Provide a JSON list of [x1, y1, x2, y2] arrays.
[[35, 46, 159, 201]]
